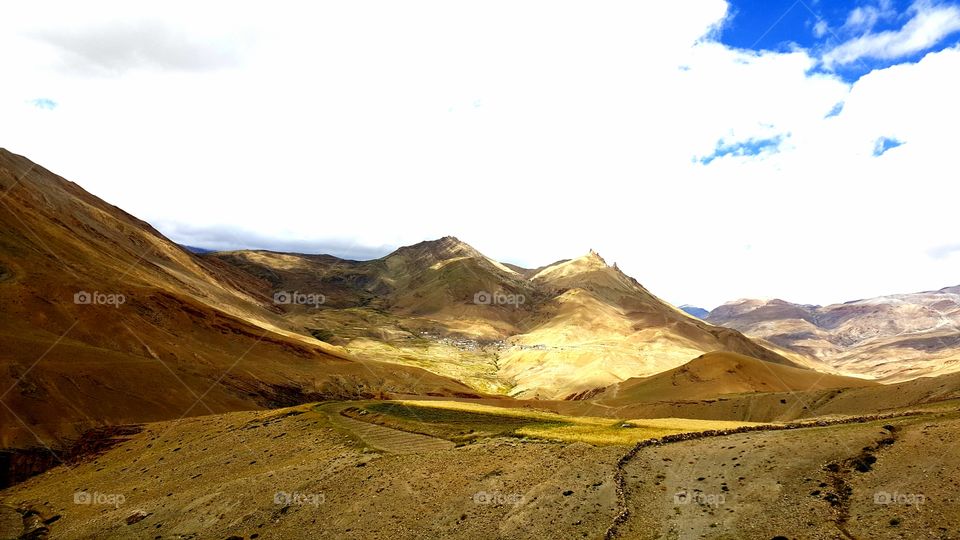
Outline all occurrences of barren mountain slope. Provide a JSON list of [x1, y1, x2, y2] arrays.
[[500, 252, 795, 398], [0, 148, 475, 452]]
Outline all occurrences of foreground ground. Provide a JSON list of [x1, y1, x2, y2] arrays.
[[1, 400, 957, 539]]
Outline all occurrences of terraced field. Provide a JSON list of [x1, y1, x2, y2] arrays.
[[331, 400, 767, 446], [319, 403, 456, 454]]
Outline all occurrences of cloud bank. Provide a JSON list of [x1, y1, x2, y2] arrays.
[[1, 0, 958, 308]]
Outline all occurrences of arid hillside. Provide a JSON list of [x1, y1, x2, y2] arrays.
[[1, 148, 910, 509], [0, 148, 476, 452]]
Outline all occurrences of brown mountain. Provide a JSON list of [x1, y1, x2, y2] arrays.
[[210, 241, 794, 399], [0, 148, 475, 450], [708, 288, 960, 381]]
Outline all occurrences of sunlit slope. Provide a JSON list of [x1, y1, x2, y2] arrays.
[[0, 148, 476, 448], [499, 253, 795, 398]]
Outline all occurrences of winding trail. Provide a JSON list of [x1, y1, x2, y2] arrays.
[[603, 410, 927, 540]]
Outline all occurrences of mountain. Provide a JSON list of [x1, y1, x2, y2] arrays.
[[211, 242, 795, 399], [180, 244, 215, 254], [0, 148, 475, 451], [708, 288, 960, 381], [679, 304, 710, 318], [496, 251, 794, 397]]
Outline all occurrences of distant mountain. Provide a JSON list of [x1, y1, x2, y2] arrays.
[[708, 289, 960, 381], [181, 244, 215, 254], [211, 242, 794, 399], [679, 304, 710, 319]]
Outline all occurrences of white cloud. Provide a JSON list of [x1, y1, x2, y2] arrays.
[[1, 1, 959, 309], [33, 20, 253, 75], [843, 0, 896, 33], [825, 1, 960, 66], [813, 20, 830, 38]]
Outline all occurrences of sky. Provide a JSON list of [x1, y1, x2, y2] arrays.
[[2, 0, 960, 310]]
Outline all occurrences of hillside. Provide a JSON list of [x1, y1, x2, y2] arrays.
[[592, 352, 877, 405], [0, 148, 476, 453]]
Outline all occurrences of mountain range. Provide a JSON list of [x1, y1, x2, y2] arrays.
[[209, 239, 793, 400], [3, 146, 958, 453], [4, 148, 960, 538], [707, 287, 960, 382], [0, 147, 826, 449]]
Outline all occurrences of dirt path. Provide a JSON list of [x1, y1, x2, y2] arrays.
[[822, 423, 900, 539], [320, 404, 456, 454]]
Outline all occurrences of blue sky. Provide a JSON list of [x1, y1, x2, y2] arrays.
[[721, 0, 960, 80]]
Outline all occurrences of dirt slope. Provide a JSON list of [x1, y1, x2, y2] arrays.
[[0, 404, 622, 539]]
